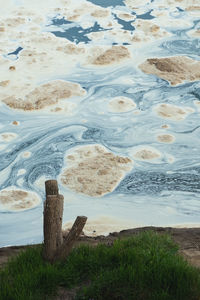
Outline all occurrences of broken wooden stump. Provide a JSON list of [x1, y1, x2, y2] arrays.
[[53, 216, 87, 262], [43, 179, 87, 262]]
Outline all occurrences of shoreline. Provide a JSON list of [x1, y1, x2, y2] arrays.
[[1, 226, 200, 269]]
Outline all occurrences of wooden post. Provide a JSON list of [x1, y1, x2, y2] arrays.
[[43, 180, 64, 261], [43, 179, 87, 263], [56, 195, 64, 248], [53, 216, 87, 262], [45, 180, 59, 196]]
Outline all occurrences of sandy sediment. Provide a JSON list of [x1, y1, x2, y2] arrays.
[[139, 56, 200, 85], [0, 189, 41, 211], [60, 144, 133, 197]]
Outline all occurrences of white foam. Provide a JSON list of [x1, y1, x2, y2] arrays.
[[63, 215, 142, 236]]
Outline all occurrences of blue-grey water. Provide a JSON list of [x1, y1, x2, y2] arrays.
[[0, 0, 200, 246]]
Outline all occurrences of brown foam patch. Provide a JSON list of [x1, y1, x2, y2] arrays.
[[17, 169, 26, 176], [186, 6, 200, 11], [0, 145, 6, 151], [133, 110, 141, 115], [152, 0, 199, 9], [0, 80, 10, 87], [0, 188, 41, 211], [91, 46, 130, 66], [194, 100, 200, 111], [3, 17, 26, 30], [63, 216, 139, 237], [0, 132, 17, 142], [157, 134, 175, 143], [9, 66, 16, 71], [132, 146, 161, 161], [108, 96, 136, 113], [187, 29, 200, 37], [125, 0, 151, 9], [87, 29, 134, 45], [139, 56, 200, 85], [60, 144, 133, 197], [22, 151, 31, 158], [12, 121, 19, 126], [0, 26, 5, 32], [91, 9, 109, 18], [2, 80, 86, 111], [56, 44, 85, 55], [154, 103, 194, 121], [117, 13, 135, 21], [161, 124, 169, 129], [167, 155, 175, 164], [0, 21, 88, 102], [151, 9, 193, 29], [131, 33, 146, 43], [133, 19, 170, 41]]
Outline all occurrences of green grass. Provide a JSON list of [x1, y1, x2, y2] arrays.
[[1, 231, 200, 300]]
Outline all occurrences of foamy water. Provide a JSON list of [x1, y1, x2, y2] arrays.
[[0, 0, 200, 246]]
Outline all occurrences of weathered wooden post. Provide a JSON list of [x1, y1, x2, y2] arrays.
[[45, 180, 63, 248], [43, 180, 64, 261], [45, 180, 59, 195], [43, 179, 87, 262]]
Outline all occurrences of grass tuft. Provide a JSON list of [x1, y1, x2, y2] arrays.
[[0, 231, 200, 300]]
